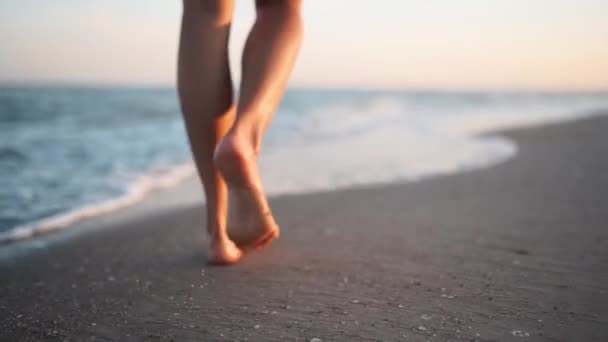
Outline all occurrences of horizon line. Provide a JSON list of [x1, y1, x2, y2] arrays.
[[1, 80, 607, 95]]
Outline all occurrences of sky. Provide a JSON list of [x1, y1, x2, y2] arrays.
[[1, 0, 607, 91]]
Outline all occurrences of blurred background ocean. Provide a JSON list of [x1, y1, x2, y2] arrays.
[[2, 0, 608, 242], [1, 86, 607, 241]]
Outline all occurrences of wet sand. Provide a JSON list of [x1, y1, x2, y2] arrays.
[[1, 115, 608, 341]]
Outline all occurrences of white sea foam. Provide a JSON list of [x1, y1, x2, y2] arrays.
[[260, 96, 607, 195], [3, 93, 608, 244], [0, 163, 195, 244]]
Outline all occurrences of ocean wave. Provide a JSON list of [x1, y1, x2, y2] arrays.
[[0, 146, 28, 162], [0, 163, 195, 244]]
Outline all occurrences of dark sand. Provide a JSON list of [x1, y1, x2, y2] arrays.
[[1, 116, 608, 342]]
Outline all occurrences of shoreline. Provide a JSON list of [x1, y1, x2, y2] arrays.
[[3, 109, 606, 254], [1, 115, 607, 340]]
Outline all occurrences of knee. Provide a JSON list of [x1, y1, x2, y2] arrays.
[[182, 0, 234, 24]]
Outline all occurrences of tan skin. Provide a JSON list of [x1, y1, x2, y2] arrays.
[[178, 0, 303, 264]]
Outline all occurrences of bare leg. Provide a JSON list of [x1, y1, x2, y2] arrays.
[[215, 0, 303, 249], [178, 0, 242, 264]]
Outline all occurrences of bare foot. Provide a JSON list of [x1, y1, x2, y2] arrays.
[[214, 133, 279, 250], [207, 237, 243, 265]]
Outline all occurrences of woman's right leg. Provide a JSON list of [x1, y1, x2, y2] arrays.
[[178, 0, 242, 264], [215, 0, 303, 249]]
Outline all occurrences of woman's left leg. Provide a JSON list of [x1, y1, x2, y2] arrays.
[[178, 0, 242, 264]]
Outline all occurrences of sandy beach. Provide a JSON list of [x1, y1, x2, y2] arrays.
[[1, 115, 607, 341]]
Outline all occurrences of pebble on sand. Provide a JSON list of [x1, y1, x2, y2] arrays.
[[511, 330, 530, 337]]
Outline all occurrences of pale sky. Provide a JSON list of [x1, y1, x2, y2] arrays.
[[1, 0, 607, 90]]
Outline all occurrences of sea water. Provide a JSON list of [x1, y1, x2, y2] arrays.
[[1, 86, 607, 242]]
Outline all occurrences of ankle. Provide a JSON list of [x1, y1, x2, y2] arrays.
[[209, 231, 229, 244], [227, 122, 263, 155], [207, 221, 228, 241]]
